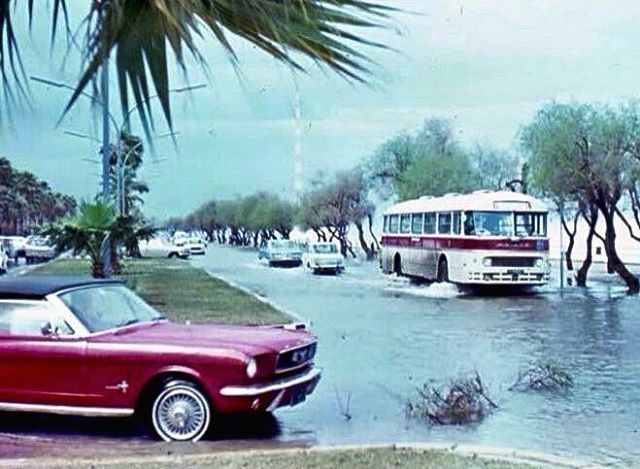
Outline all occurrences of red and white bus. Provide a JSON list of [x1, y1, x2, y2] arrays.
[[380, 191, 550, 286]]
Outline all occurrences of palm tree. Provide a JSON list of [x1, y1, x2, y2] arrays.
[[109, 132, 149, 215], [46, 200, 118, 278], [1, 1, 391, 131], [46, 199, 155, 278], [0, 157, 76, 235]]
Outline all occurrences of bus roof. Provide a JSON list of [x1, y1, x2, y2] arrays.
[[384, 191, 548, 215]]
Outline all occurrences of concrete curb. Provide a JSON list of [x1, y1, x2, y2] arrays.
[[0, 442, 603, 468], [201, 266, 307, 324]]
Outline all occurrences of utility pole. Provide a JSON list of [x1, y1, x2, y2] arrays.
[[101, 58, 111, 277], [292, 74, 303, 202]]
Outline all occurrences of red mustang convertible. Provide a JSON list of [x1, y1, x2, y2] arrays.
[[0, 276, 321, 441]]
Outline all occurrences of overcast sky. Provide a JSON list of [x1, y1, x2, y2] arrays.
[[2, 0, 640, 218]]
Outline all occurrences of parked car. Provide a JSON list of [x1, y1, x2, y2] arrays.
[[302, 242, 345, 274], [24, 236, 57, 264], [0, 276, 321, 442], [0, 236, 27, 260], [139, 238, 191, 259], [170, 231, 189, 245], [259, 240, 303, 267], [175, 237, 206, 255]]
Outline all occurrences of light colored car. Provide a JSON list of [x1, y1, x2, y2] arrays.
[[138, 238, 190, 259], [25, 236, 57, 264], [259, 240, 303, 267], [302, 242, 345, 274], [0, 236, 26, 260], [175, 237, 206, 255], [170, 231, 189, 245]]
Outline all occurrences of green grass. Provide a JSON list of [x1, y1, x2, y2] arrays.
[[31, 258, 290, 325], [45, 448, 539, 469]]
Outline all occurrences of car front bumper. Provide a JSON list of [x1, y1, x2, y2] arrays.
[[218, 367, 321, 412]]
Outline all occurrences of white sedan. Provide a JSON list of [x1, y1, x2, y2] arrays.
[[302, 242, 345, 274], [175, 237, 206, 255], [139, 238, 190, 259]]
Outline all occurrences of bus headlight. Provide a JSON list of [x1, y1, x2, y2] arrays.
[[482, 257, 492, 267], [246, 357, 258, 378], [535, 258, 544, 268]]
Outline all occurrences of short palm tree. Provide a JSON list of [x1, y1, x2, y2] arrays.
[[46, 199, 155, 278], [1, 1, 391, 129]]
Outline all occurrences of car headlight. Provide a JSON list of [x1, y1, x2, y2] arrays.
[[482, 257, 492, 267], [535, 258, 544, 268], [246, 357, 257, 378]]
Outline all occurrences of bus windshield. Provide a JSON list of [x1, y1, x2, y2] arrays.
[[464, 211, 547, 237], [464, 211, 513, 237]]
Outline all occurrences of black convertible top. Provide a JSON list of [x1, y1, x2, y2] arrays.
[[0, 275, 124, 300]]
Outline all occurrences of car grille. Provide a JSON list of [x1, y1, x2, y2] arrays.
[[319, 259, 337, 266], [277, 342, 317, 372], [489, 257, 537, 267]]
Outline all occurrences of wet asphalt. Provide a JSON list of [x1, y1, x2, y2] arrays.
[[1, 246, 639, 466]]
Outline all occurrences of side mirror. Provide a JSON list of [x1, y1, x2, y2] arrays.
[[41, 321, 56, 337]]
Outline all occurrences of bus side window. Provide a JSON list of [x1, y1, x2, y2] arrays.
[[400, 214, 411, 234], [424, 213, 436, 234], [411, 214, 423, 234], [452, 212, 461, 235], [389, 215, 399, 233], [383, 216, 389, 234], [438, 212, 452, 234], [463, 211, 475, 235]]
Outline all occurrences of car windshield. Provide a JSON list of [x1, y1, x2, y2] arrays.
[[271, 240, 296, 250], [59, 285, 164, 333], [464, 211, 514, 237], [312, 244, 338, 254]]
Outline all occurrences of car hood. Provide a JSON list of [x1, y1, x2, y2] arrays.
[[309, 253, 342, 261], [92, 321, 315, 356]]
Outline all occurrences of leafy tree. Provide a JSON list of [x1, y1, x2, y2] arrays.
[[366, 134, 416, 199], [398, 150, 477, 200], [521, 101, 639, 293], [297, 169, 376, 257], [182, 192, 297, 247], [365, 118, 518, 201], [470, 143, 520, 191]]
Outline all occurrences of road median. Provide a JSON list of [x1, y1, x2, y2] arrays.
[[29, 258, 291, 325]]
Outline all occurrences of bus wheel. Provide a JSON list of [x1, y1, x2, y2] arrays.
[[436, 257, 449, 283], [393, 254, 402, 276]]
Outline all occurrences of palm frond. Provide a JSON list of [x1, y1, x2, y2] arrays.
[[0, 0, 68, 106], [1, 0, 393, 133]]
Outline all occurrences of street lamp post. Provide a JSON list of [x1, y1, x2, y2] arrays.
[[115, 141, 142, 216], [31, 75, 204, 274], [101, 60, 111, 276]]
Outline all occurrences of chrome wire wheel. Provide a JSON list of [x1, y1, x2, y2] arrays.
[[151, 381, 210, 442]]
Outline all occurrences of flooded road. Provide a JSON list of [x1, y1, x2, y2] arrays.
[[0, 246, 638, 466], [192, 246, 640, 466]]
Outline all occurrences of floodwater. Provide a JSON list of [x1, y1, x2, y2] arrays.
[[193, 246, 640, 467], [0, 246, 638, 466]]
